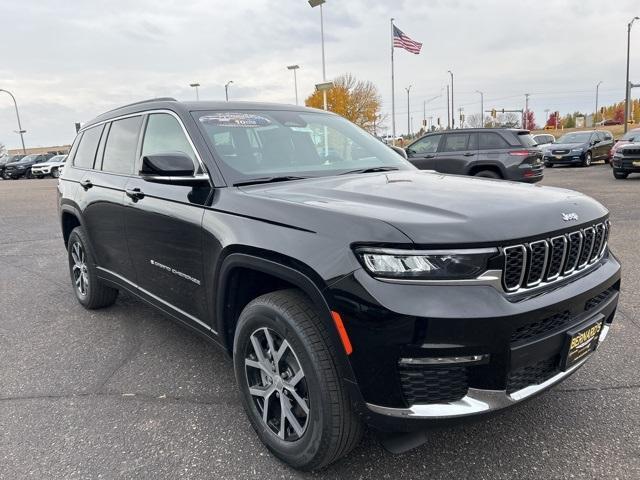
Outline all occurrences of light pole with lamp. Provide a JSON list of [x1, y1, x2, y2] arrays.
[[189, 83, 200, 100], [287, 65, 300, 105], [447, 70, 454, 128], [476, 90, 484, 127], [225, 81, 233, 101], [594, 81, 603, 126], [0, 88, 27, 154], [309, 0, 328, 110], [624, 16, 639, 133]]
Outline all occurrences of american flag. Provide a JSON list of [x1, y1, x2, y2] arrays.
[[393, 25, 422, 54]]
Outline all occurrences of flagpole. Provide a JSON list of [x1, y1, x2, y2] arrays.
[[390, 18, 396, 146]]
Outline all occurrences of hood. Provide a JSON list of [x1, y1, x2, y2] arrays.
[[240, 171, 607, 245], [549, 142, 585, 150], [37, 160, 62, 167]]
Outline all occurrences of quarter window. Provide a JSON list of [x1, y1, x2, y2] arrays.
[[141, 114, 197, 165], [73, 125, 104, 169], [102, 116, 142, 175]]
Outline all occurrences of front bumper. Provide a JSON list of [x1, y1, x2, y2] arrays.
[[328, 253, 620, 430], [544, 153, 583, 165], [32, 167, 51, 175], [612, 156, 640, 173]]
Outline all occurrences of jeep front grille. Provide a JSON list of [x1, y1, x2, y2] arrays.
[[502, 221, 609, 293]]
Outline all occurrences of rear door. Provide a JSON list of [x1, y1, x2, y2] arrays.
[[406, 134, 442, 170], [436, 132, 477, 174], [73, 121, 138, 282], [123, 112, 211, 324]]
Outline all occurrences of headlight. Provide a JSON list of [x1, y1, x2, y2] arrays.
[[570, 148, 583, 153], [355, 248, 497, 280]]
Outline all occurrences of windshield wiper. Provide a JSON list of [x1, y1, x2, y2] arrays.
[[340, 166, 400, 175], [233, 175, 308, 187]]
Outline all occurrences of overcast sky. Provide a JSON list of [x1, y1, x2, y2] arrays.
[[1, 0, 639, 149]]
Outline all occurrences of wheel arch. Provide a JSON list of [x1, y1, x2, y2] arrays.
[[215, 251, 357, 383], [60, 204, 84, 249], [467, 162, 505, 178]]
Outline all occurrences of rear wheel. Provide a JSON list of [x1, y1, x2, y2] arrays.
[[67, 227, 118, 309], [613, 170, 629, 179], [233, 289, 363, 471], [474, 170, 501, 179], [582, 151, 592, 167]]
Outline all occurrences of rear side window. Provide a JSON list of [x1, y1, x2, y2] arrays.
[[73, 125, 104, 169], [442, 133, 470, 152], [141, 114, 197, 164], [515, 132, 537, 147], [479, 132, 510, 149], [102, 116, 142, 175]]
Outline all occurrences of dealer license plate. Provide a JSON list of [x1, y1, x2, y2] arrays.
[[561, 316, 604, 370], [633, 160, 640, 167]]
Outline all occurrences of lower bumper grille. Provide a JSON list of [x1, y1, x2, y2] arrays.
[[399, 366, 468, 405], [507, 355, 560, 393]]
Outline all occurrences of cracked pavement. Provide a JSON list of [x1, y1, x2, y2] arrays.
[[1, 166, 639, 479]]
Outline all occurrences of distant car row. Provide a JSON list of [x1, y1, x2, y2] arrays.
[[0, 153, 67, 179]]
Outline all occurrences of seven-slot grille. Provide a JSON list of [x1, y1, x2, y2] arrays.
[[502, 222, 609, 292]]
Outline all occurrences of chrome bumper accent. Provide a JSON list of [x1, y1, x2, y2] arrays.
[[367, 351, 595, 419]]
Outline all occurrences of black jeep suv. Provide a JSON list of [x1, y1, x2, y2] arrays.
[[405, 128, 544, 182], [58, 99, 620, 470], [3, 153, 55, 179]]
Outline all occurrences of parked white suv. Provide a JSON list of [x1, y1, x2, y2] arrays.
[[32, 155, 67, 178]]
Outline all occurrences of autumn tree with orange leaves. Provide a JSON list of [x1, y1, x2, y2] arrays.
[[305, 74, 385, 133]]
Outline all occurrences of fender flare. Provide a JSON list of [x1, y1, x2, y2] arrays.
[[466, 161, 507, 177], [60, 203, 85, 247], [215, 252, 357, 383]]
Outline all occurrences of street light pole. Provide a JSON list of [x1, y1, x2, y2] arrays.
[[405, 85, 412, 136], [524, 93, 530, 130], [225, 81, 233, 101], [309, 0, 328, 110], [286, 65, 300, 105], [448, 70, 454, 128], [0, 88, 26, 154], [189, 83, 200, 100], [595, 81, 603, 126], [624, 17, 639, 133], [476, 90, 484, 127]]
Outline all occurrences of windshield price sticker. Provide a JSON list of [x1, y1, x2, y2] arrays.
[[200, 113, 271, 128]]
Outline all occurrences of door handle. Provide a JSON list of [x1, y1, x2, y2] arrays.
[[80, 179, 93, 190], [463, 152, 475, 157], [424, 154, 435, 159], [125, 187, 145, 201]]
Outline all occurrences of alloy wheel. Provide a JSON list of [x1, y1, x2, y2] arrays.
[[70, 242, 89, 296], [244, 327, 310, 442]]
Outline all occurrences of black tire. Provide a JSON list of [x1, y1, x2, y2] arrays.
[[582, 151, 592, 167], [233, 289, 363, 471], [67, 226, 118, 309], [545, 161, 553, 168], [51, 168, 60, 178], [474, 170, 501, 179], [25, 169, 33, 179], [613, 170, 629, 179]]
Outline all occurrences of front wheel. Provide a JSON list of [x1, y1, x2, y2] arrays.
[[582, 151, 592, 167], [25, 169, 33, 179], [474, 170, 501, 179], [613, 170, 629, 179], [51, 168, 60, 178], [233, 290, 363, 471]]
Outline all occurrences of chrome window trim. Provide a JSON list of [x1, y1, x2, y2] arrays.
[[503, 245, 527, 292], [546, 235, 567, 281], [526, 239, 549, 287]]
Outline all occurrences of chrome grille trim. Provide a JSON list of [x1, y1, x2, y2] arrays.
[[503, 245, 527, 292], [502, 222, 608, 294]]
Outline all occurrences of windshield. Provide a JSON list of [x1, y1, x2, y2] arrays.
[[194, 110, 413, 184], [557, 132, 592, 144], [621, 130, 640, 141], [49, 155, 66, 162], [18, 154, 38, 163]]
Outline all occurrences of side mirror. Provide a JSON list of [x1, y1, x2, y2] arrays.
[[389, 145, 408, 159], [140, 153, 209, 185], [592, 139, 600, 145]]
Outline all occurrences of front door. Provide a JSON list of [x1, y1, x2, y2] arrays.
[[406, 134, 442, 170], [123, 112, 212, 324]]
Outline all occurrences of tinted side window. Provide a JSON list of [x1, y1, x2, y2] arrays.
[[409, 134, 441, 154], [73, 125, 104, 169], [442, 134, 470, 152], [479, 132, 510, 149], [141, 114, 196, 164], [102, 116, 142, 175]]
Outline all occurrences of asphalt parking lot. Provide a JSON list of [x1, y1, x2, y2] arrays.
[[1, 166, 639, 479]]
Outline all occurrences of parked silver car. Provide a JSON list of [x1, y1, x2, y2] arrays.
[[31, 154, 68, 178]]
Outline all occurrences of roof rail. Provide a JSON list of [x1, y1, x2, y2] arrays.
[[100, 97, 178, 116]]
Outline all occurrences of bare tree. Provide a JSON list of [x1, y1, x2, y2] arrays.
[[0, 142, 6, 156], [500, 113, 520, 128], [466, 113, 484, 128]]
